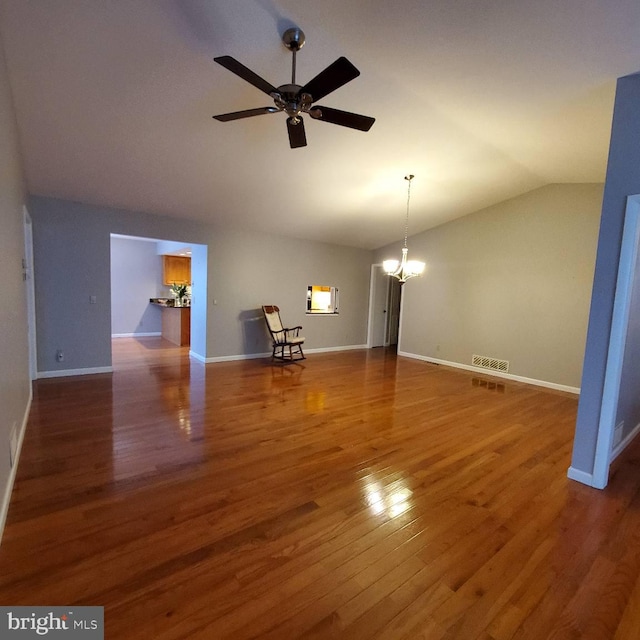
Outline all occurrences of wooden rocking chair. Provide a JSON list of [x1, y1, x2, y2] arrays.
[[262, 305, 306, 362]]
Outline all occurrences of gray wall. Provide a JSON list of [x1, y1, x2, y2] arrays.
[[110, 236, 163, 336], [375, 183, 603, 389], [30, 199, 215, 372], [573, 73, 640, 476], [0, 34, 29, 533], [207, 227, 371, 358], [29, 196, 372, 372], [33, 199, 115, 372]]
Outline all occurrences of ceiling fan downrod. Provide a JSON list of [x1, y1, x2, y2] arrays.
[[282, 27, 305, 86], [278, 28, 307, 124]]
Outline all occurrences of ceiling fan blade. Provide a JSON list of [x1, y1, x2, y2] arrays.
[[214, 56, 278, 95], [287, 117, 307, 149], [213, 107, 279, 122], [309, 106, 375, 131], [299, 57, 360, 102]]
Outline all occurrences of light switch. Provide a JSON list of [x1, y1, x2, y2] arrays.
[[90, 295, 97, 304]]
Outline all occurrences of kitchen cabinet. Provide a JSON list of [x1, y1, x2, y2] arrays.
[[163, 255, 191, 285]]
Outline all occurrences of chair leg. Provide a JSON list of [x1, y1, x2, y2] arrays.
[[270, 342, 305, 362], [272, 343, 287, 361]]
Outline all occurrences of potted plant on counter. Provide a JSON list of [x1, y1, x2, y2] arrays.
[[170, 282, 189, 307]]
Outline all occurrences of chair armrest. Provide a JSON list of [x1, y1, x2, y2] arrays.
[[271, 328, 287, 343]]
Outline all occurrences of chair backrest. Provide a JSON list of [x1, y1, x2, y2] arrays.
[[262, 305, 283, 335]]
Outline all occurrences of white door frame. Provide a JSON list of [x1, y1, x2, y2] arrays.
[[592, 194, 640, 488], [23, 206, 37, 380]]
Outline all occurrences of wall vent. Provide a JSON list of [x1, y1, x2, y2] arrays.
[[472, 354, 509, 373], [613, 421, 624, 447]]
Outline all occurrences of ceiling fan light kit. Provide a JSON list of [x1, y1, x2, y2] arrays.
[[212, 27, 375, 149], [384, 175, 426, 285]]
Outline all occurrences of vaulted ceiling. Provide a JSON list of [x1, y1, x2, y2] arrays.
[[1, 1, 639, 249]]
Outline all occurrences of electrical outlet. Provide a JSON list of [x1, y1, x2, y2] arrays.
[[56, 349, 64, 362]]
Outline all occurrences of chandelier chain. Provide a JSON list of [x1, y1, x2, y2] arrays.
[[403, 175, 413, 249]]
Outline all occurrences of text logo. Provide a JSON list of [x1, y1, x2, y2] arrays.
[[0, 607, 103, 639]]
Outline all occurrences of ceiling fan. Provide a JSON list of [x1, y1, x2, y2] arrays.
[[212, 27, 375, 149]]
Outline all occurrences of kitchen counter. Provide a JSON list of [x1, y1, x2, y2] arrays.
[[156, 304, 190, 346], [149, 297, 190, 308]]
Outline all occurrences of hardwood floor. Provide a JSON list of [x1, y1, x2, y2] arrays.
[[1, 337, 640, 639]]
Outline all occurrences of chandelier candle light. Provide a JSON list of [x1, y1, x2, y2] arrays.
[[383, 174, 425, 284]]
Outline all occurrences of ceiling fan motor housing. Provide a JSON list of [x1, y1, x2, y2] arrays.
[[272, 84, 312, 119]]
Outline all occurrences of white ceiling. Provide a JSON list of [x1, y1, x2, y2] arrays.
[[1, 0, 639, 249]]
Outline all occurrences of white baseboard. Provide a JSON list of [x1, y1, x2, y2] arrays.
[[203, 344, 368, 363], [0, 386, 32, 545], [306, 344, 368, 354], [397, 351, 580, 395], [189, 351, 207, 363], [205, 352, 271, 363], [573, 421, 640, 491], [111, 332, 161, 338], [567, 466, 598, 487], [37, 366, 113, 379]]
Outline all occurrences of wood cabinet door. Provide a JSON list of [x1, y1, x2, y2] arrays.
[[163, 256, 191, 285], [177, 257, 191, 284]]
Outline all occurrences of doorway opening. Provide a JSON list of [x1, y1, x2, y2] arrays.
[[585, 194, 640, 488], [109, 234, 208, 369], [368, 264, 402, 349]]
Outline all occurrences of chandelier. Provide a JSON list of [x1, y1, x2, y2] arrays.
[[383, 174, 425, 284]]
